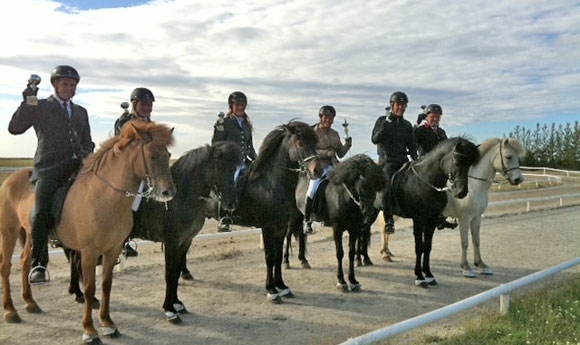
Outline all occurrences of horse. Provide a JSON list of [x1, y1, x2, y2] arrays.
[[129, 141, 242, 323], [224, 121, 322, 303], [378, 137, 480, 287], [443, 138, 525, 277], [0, 121, 176, 344], [294, 154, 385, 291]]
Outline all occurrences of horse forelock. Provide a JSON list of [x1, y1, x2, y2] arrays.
[[506, 138, 527, 158], [479, 137, 526, 161]]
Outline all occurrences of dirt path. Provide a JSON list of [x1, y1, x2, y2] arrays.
[[1, 201, 579, 345]]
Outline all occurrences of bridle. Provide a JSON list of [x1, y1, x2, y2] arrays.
[[469, 140, 520, 182], [285, 133, 319, 178], [411, 148, 466, 192], [94, 141, 156, 198]]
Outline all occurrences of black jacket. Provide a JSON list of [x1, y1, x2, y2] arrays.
[[371, 113, 418, 165], [9, 95, 95, 180], [415, 124, 448, 157], [212, 115, 257, 164]]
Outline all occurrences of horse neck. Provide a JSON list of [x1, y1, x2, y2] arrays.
[[414, 154, 448, 187], [91, 148, 143, 197], [473, 144, 501, 180]]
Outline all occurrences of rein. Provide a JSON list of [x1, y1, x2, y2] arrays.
[[342, 182, 361, 207], [93, 141, 155, 199], [469, 140, 520, 182], [410, 165, 451, 192]]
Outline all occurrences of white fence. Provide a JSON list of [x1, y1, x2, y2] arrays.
[[339, 257, 580, 345]]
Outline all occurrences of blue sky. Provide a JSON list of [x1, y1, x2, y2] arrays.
[[1, 0, 578, 159]]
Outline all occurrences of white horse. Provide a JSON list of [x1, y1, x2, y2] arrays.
[[443, 138, 526, 277]]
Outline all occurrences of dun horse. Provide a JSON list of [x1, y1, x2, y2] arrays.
[[0, 121, 175, 344], [443, 138, 525, 277], [223, 121, 321, 303], [294, 154, 385, 291], [378, 137, 479, 287]]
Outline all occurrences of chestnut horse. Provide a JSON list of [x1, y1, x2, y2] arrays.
[[0, 121, 175, 344]]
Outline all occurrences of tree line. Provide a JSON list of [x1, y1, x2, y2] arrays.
[[506, 121, 580, 170]]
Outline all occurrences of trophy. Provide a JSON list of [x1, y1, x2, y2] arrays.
[[120, 101, 130, 116], [26, 74, 41, 105], [342, 118, 350, 138], [217, 111, 225, 119]]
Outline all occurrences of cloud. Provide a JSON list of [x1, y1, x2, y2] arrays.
[[0, 0, 578, 160]]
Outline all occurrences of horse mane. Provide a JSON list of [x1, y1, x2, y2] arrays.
[[329, 154, 386, 189], [172, 141, 243, 177], [426, 136, 480, 165], [479, 138, 527, 158], [248, 121, 316, 180], [81, 121, 174, 175]]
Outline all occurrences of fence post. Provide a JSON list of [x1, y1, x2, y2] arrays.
[[500, 294, 511, 315]]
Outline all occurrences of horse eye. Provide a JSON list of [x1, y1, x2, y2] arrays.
[[505, 155, 512, 160]]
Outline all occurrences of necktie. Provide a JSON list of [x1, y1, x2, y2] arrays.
[[62, 101, 70, 118]]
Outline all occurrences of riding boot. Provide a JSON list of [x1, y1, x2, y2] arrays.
[[30, 221, 50, 285], [303, 196, 314, 234], [436, 215, 458, 230], [382, 190, 395, 234], [123, 237, 139, 257]]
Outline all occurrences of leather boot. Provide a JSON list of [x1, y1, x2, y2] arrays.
[[303, 197, 314, 234]]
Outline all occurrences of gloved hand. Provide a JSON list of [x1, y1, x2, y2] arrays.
[[416, 113, 426, 125], [327, 149, 337, 158], [345, 137, 352, 145], [22, 85, 38, 102]]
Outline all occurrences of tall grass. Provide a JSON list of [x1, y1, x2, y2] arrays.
[[416, 273, 580, 345]]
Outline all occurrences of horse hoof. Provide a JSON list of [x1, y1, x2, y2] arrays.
[[414, 280, 429, 288], [165, 311, 182, 324], [463, 270, 476, 278], [355, 259, 363, 267], [267, 293, 283, 304], [336, 283, 349, 292], [426, 277, 438, 286], [173, 303, 188, 314], [101, 326, 120, 338], [480, 268, 494, 275], [382, 255, 393, 262], [284, 262, 291, 269], [25, 303, 43, 314], [301, 261, 311, 269], [363, 259, 374, 266], [4, 312, 22, 323], [82, 333, 103, 344], [280, 288, 294, 298], [350, 283, 361, 292], [181, 272, 194, 281]]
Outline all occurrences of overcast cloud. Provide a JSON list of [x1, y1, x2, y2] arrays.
[[0, 0, 578, 159]]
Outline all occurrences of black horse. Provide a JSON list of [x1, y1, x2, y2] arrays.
[[293, 154, 385, 291], [385, 137, 479, 287], [222, 121, 322, 303]]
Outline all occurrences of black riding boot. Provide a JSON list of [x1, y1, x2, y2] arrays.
[[382, 191, 395, 234], [303, 197, 314, 234], [30, 221, 50, 285]]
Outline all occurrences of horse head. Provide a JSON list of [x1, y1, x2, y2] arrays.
[[443, 138, 480, 199], [117, 121, 176, 202], [497, 138, 526, 185]]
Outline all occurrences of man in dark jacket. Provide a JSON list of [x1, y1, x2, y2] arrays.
[[9, 65, 95, 284], [371, 91, 418, 234]]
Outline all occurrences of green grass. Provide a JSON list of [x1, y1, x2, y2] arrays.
[[414, 274, 580, 345]]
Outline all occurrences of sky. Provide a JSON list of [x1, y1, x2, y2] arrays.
[[0, 0, 579, 160]]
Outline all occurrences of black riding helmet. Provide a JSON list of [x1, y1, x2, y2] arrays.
[[389, 91, 408, 105], [130, 87, 155, 102], [50, 65, 80, 85], [319, 105, 336, 117], [228, 91, 247, 105], [425, 104, 443, 115]]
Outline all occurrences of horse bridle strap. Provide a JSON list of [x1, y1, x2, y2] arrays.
[[342, 182, 361, 207], [469, 141, 520, 182], [410, 165, 450, 192]]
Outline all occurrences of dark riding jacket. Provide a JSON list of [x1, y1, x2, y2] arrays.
[[9, 95, 95, 181], [212, 115, 257, 165], [371, 113, 418, 166], [415, 124, 448, 157], [114, 113, 151, 135]]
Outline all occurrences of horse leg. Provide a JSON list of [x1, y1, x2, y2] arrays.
[[355, 232, 363, 267], [80, 251, 101, 344], [65, 248, 100, 308], [297, 230, 310, 269], [459, 218, 475, 278], [471, 216, 492, 275], [99, 251, 121, 338], [261, 228, 281, 303], [273, 230, 293, 298], [361, 224, 373, 266], [347, 230, 361, 291], [413, 223, 428, 288], [180, 238, 194, 281], [421, 226, 437, 286], [334, 227, 348, 292], [283, 224, 292, 269], [163, 240, 187, 323], [380, 229, 394, 262]]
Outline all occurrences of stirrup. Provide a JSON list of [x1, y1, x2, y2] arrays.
[[29, 265, 50, 285], [123, 240, 139, 257], [303, 221, 314, 234], [218, 216, 232, 232]]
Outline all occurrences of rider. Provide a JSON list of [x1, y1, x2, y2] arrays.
[[211, 91, 257, 232], [302, 105, 352, 234], [415, 104, 457, 230], [113, 87, 155, 256], [371, 91, 418, 234], [8, 65, 95, 284]]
